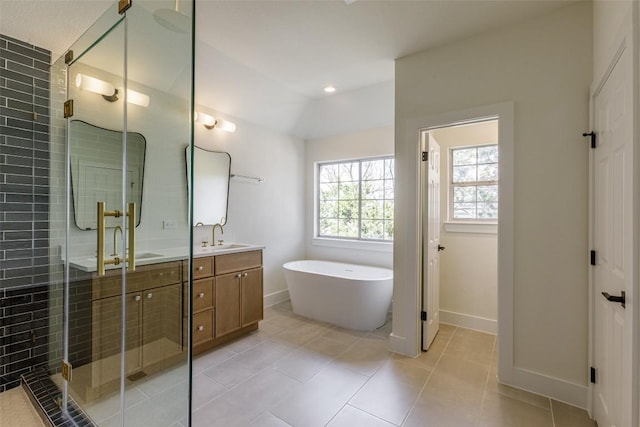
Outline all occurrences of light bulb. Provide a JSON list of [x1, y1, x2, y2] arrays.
[[75, 73, 116, 97], [127, 89, 150, 107], [217, 118, 236, 133]]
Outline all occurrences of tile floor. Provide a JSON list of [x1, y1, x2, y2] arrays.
[[1, 300, 598, 426], [0, 386, 46, 427], [188, 301, 596, 427]]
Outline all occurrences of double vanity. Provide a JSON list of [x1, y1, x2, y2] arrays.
[[66, 244, 263, 403]]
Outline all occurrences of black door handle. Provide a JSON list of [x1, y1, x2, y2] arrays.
[[437, 245, 446, 252], [602, 291, 625, 309]]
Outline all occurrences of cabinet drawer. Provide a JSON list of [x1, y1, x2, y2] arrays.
[[193, 311, 214, 345], [92, 261, 182, 300], [215, 251, 262, 275], [193, 257, 214, 279], [192, 278, 214, 313]]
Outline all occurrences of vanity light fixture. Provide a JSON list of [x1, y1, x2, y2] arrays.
[[195, 111, 237, 133], [126, 89, 150, 107], [75, 73, 116, 100], [75, 73, 150, 107]]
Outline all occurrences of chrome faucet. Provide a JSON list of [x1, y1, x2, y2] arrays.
[[212, 223, 224, 246], [111, 225, 123, 256]]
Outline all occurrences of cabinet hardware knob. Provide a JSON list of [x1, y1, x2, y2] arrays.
[[134, 295, 141, 301], [236, 273, 242, 278], [243, 273, 248, 277], [197, 325, 204, 331], [198, 292, 205, 298], [147, 293, 153, 299], [197, 266, 204, 271]]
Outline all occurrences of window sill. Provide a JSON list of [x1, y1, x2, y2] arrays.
[[312, 237, 393, 253], [444, 222, 497, 234]]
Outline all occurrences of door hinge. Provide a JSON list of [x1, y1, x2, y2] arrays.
[[420, 311, 427, 321], [590, 250, 597, 266], [63, 99, 74, 118], [118, 0, 132, 14], [422, 151, 428, 161], [61, 360, 72, 382], [583, 131, 596, 149], [590, 366, 596, 384], [64, 50, 73, 65]]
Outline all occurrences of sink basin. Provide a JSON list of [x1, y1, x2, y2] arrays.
[[135, 252, 164, 260], [209, 243, 249, 251], [86, 252, 164, 261]]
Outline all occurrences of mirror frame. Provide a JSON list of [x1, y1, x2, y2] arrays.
[[69, 120, 146, 230], [186, 146, 231, 226]]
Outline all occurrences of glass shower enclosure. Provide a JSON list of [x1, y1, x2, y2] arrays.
[[49, 1, 194, 425]]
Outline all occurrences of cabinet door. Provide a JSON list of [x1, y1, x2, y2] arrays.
[[142, 284, 183, 368], [215, 272, 241, 337], [241, 267, 263, 327], [92, 293, 142, 386]]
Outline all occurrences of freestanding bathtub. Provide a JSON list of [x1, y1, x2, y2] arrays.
[[283, 260, 393, 331]]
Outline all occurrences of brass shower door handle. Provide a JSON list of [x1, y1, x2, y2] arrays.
[[97, 202, 136, 276]]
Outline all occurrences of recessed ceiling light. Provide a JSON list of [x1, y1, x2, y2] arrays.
[[324, 85, 336, 93]]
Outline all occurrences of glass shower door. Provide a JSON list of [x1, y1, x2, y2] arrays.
[[60, 1, 193, 425], [64, 10, 129, 424]]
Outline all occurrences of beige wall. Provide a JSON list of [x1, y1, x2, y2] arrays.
[[394, 1, 592, 405], [430, 121, 498, 330], [593, 0, 632, 82], [194, 109, 307, 306]]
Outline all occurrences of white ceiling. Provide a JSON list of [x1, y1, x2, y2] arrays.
[[0, 0, 576, 138]]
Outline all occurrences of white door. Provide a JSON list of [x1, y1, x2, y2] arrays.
[[592, 41, 633, 427], [422, 132, 442, 350]]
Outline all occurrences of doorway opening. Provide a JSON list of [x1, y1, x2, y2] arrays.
[[421, 119, 500, 351]]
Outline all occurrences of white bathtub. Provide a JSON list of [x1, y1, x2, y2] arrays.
[[283, 260, 393, 331]]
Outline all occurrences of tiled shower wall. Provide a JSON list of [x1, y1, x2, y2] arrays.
[[0, 34, 52, 392]]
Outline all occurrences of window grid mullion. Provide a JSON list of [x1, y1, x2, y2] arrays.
[[357, 160, 362, 240], [317, 156, 394, 241], [450, 144, 499, 220], [453, 180, 499, 187]]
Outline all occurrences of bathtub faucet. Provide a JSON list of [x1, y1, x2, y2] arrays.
[[212, 223, 224, 246]]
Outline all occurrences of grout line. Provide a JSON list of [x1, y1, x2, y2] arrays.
[[398, 325, 458, 426], [479, 333, 496, 414]]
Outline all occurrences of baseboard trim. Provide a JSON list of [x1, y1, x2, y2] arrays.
[[264, 289, 290, 307], [440, 309, 497, 334], [501, 367, 588, 409], [389, 333, 417, 357]]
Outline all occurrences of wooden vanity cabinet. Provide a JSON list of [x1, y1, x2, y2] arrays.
[[191, 250, 263, 356], [74, 261, 185, 402], [214, 267, 263, 333], [215, 272, 242, 337], [214, 251, 263, 338], [141, 283, 183, 368], [241, 268, 263, 327], [188, 275, 216, 346]]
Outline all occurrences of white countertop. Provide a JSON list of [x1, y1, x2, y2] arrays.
[[67, 243, 265, 273]]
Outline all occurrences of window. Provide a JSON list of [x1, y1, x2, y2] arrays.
[[317, 157, 394, 241], [451, 144, 498, 220]]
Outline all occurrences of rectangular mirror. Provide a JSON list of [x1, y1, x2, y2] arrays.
[[186, 146, 231, 225], [70, 120, 146, 230]]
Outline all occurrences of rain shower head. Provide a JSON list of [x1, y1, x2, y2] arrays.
[[153, 0, 190, 33]]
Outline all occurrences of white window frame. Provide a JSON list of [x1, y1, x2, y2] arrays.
[[446, 143, 498, 232], [315, 156, 394, 244]]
